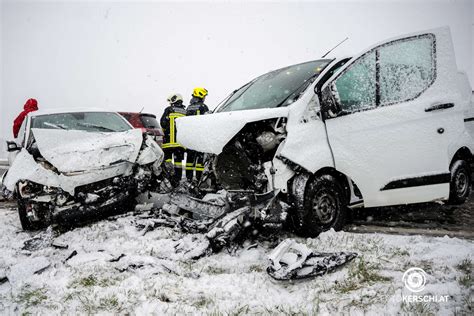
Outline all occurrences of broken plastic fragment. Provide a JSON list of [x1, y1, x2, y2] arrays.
[[267, 239, 357, 280]]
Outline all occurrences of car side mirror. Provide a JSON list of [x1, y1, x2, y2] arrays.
[[320, 83, 341, 120], [6, 141, 21, 152]]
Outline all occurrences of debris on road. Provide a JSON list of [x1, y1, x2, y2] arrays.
[[267, 239, 357, 280]]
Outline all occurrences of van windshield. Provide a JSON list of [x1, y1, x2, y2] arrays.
[[217, 59, 331, 112]]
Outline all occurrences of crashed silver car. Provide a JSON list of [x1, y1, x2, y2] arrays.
[[1, 109, 164, 230]]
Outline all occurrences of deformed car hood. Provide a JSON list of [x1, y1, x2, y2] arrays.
[[2, 129, 147, 195], [32, 128, 143, 173], [176, 107, 290, 154]]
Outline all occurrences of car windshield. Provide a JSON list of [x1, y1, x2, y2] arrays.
[[217, 59, 331, 112], [31, 112, 131, 132]]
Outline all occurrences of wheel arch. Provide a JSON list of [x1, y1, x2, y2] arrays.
[[312, 167, 362, 203], [449, 146, 473, 168]]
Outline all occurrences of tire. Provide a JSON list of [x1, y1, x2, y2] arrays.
[[448, 160, 471, 205], [297, 174, 348, 237]]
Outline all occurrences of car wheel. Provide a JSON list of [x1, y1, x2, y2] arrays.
[[298, 174, 348, 237], [448, 160, 471, 205]]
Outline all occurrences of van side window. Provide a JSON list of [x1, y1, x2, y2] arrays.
[[379, 35, 435, 105], [334, 51, 376, 112], [332, 34, 435, 114]]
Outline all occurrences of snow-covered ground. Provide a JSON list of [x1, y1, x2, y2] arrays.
[[0, 206, 472, 315]]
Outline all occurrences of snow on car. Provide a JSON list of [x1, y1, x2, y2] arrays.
[[176, 27, 474, 236], [1, 109, 164, 230]]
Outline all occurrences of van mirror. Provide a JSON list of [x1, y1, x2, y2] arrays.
[[320, 83, 341, 119], [6, 141, 21, 152]]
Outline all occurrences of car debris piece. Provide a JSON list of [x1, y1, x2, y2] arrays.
[[206, 206, 254, 252], [0, 270, 8, 285], [109, 254, 126, 262], [169, 192, 229, 219], [51, 240, 69, 249], [174, 234, 211, 260], [267, 239, 357, 280], [64, 250, 78, 263], [22, 226, 57, 251]]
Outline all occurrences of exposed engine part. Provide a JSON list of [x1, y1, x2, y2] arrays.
[[267, 239, 358, 280], [212, 119, 288, 194], [256, 131, 285, 152]]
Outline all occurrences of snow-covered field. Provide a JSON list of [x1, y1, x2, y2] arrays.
[[0, 206, 472, 315]]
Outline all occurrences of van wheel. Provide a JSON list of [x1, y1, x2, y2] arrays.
[[298, 174, 347, 237], [448, 160, 471, 205]]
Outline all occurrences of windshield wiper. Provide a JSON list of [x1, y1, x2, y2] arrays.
[[77, 122, 115, 132], [43, 122, 67, 129], [276, 75, 319, 108]]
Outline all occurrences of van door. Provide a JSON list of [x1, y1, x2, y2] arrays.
[[321, 27, 463, 207]]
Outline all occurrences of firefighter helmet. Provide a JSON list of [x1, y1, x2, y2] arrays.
[[192, 87, 208, 99], [167, 93, 183, 104]]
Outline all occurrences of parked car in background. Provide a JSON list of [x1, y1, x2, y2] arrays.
[[1, 109, 164, 230], [119, 112, 164, 147], [176, 27, 474, 236]]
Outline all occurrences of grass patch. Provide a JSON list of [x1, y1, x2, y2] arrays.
[[458, 274, 472, 288], [203, 266, 228, 275], [456, 258, 473, 288], [69, 293, 122, 313], [334, 257, 392, 294], [192, 295, 215, 308], [15, 286, 48, 308], [69, 274, 116, 288], [248, 264, 264, 273], [401, 300, 436, 315], [98, 294, 119, 310], [389, 246, 410, 258], [16, 287, 48, 306], [456, 258, 472, 275]]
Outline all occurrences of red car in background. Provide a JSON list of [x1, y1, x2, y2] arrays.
[[119, 112, 164, 147]]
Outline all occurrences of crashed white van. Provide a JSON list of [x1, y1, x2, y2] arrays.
[[177, 27, 474, 236], [1, 109, 164, 230]]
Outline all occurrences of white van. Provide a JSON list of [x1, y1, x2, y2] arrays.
[[176, 27, 474, 236]]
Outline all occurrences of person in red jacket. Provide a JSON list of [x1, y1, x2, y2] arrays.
[[13, 98, 38, 138]]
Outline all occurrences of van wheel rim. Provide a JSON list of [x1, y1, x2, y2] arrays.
[[455, 171, 468, 197], [312, 191, 337, 225]]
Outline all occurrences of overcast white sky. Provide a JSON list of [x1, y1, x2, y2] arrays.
[[1, 0, 473, 157]]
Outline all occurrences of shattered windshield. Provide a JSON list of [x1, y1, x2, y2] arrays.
[[31, 112, 131, 132], [217, 59, 331, 112]]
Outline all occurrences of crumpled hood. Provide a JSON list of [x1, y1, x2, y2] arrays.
[[176, 107, 290, 154], [32, 128, 143, 173]]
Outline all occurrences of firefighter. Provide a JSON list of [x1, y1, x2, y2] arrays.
[[160, 93, 186, 143], [160, 93, 187, 184], [186, 87, 209, 116], [185, 87, 209, 181]]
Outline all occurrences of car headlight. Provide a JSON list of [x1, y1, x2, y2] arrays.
[[18, 181, 43, 198]]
